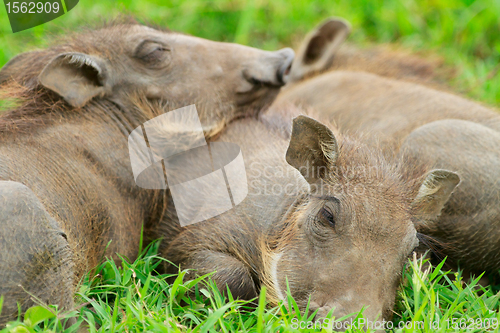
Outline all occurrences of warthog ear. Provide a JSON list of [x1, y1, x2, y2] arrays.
[[286, 115, 338, 185], [289, 17, 351, 82], [39, 52, 110, 108], [412, 169, 460, 220]]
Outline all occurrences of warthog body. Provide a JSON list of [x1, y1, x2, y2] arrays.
[[287, 18, 447, 89], [277, 70, 500, 151], [274, 18, 500, 274], [159, 105, 459, 327], [0, 19, 294, 323], [276, 18, 500, 150], [400, 119, 500, 273]]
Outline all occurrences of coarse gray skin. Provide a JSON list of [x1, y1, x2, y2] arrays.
[[400, 119, 500, 274], [0, 20, 294, 324], [273, 18, 500, 275], [159, 105, 459, 330]]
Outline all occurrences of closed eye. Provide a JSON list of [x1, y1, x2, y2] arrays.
[[134, 40, 171, 65], [142, 47, 169, 63], [319, 206, 335, 228]]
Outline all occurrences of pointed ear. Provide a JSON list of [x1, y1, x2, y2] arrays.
[[289, 17, 351, 82], [0, 51, 42, 84], [39, 52, 111, 108], [286, 115, 338, 185], [412, 169, 460, 220]]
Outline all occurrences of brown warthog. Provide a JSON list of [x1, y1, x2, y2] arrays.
[[274, 18, 500, 151], [400, 119, 500, 274], [0, 19, 294, 323], [157, 104, 459, 328], [273, 18, 500, 274], [286, 17, 448, 88]]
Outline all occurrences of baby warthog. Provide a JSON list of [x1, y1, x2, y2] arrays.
[[275, 18, 500, 150], [400, 119, 500, 274], [0, 18, 293, 323], [274, 18, 500, 275], [159, 105, 459, 329]]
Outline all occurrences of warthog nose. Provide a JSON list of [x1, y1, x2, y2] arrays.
[[313, 303, 386, 332], [276, 47, 294, 85], [243, 48, 294, 88]]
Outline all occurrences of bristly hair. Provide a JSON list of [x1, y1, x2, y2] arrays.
[[325, 43, 453, 90], [416, 232, 457, 262]]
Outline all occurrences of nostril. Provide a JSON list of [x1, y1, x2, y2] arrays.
[[58, 230, 68, 241], [277, 48, 295, 85], [283, 65, 291, 76], [278, 62, 292, 84], [308, 301, 321, 317], [314, 305, 335, 321]]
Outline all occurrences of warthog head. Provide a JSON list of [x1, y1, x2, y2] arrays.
[[262, 116, 459, 329], [0, 18, 294, 133]]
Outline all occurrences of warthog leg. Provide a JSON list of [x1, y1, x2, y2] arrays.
[[164, 235, 258, 300], [184, 250, 258, 300], [0, 181, 75, 325]]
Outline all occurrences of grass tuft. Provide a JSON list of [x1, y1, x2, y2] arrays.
[[1, 242, 499, 332]]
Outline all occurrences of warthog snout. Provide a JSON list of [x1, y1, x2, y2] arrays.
[[311, 297, 387, 332], [277, 48, 295, 84], [241, 47, 295, 87]]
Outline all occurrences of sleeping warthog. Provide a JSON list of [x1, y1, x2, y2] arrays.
[[400, 119, 500, 274], [158, 105, 459, 328], [0, 19, 293, 323], [274, 18, 500, 274], [274, 18, 500, 151], [286, 18, 446, 88]]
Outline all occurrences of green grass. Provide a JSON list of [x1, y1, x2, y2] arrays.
[[0, 0, 499, 105], [1, 242, 499, 333]]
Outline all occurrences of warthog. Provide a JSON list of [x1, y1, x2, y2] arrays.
[[286, 18, 447, 88], [157, 104, 459, 328], [400, 119, 500, 274], [273, 18, 500, 274], [0, 19, 294, 323], [274, 18, 500, 151]]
